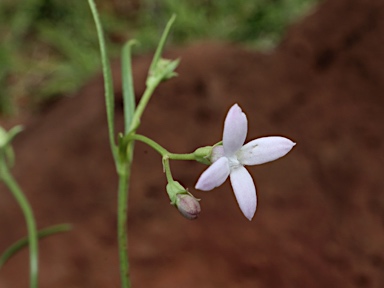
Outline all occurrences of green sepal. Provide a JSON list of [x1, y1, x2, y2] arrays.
[[166, 180, 188, 205], [193, 146, 213, 165]]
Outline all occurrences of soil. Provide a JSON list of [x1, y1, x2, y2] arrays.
[[1, 0, 384, 287]]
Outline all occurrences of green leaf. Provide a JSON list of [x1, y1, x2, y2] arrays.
[[0, 224, 72, 269], [88, 0, 117, 160], [121, 40, 138, 134], [148, 14, 176, 80]]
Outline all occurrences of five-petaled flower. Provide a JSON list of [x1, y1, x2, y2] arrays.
[[195, 104, 295, 220]]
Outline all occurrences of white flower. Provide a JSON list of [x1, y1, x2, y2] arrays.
[[195, 104, 296, 220]]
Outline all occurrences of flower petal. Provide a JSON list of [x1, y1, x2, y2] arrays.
[[223, 104, 248, 156], [210, 145, 224, 163], [195, 157, 230, 191], [238, 136, 296, 166], [229, 166, 257, 220]]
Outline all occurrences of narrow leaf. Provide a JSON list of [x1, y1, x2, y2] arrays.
[[148, 14, 176, 76], [88, 0, 117, 160], [122, 40, 138, 134], [0, 224, 71, 269]]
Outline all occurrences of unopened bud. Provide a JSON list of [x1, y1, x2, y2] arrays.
[[147, 58, 179, 87], [176, 193, 201, 220]]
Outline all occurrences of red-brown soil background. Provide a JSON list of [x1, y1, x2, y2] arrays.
[[1, 0, 384, 287]]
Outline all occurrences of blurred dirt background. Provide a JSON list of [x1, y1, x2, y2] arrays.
[[1, 0, 384, 287]]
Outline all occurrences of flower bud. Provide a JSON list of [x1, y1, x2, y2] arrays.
[[146, 58, 179, 87], [166, 180, 201, 220], [175, 193, 201, 220]]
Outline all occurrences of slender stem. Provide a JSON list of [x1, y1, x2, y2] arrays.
[[127, 134, 168, 156], [0, 224, 71, 269], [162, 157, 173, 183], [87, 7, 177, 288], [129, 80, 160, 132], [0, 160, 38, 288], [128, 15, 177, 133], [168, 152, 195, 161], [116, 160, 131, 288], [88, 2, 133, 287], [127, 134, 197, 161]]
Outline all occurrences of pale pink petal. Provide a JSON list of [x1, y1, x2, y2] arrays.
[[195, 157, 230, 191], [238, 136, 296, 166], [229, 166, 257, 220], [210, 145, 224, 163], [223, 104, 248, 156]]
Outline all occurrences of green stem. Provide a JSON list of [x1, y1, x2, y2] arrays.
[[0, 160, 38, 288], [0, 224, 71, 269], [128, 80, 160, 133], [127, 15, 177, 134], [162, 156, 173, 183], [127, 134, 196, 161], [116, 160, 131, 288], [168, 152, 195, 161], [127, 134, 168, 156]]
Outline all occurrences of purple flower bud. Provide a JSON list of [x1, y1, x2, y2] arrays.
[[176, 194, 201, 220]]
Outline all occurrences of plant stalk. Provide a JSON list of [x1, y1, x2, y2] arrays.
[[116, 159, 132, 288], [0, 160, 38, 288]]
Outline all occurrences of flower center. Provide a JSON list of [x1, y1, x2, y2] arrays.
[[227, 155, 241, 169]]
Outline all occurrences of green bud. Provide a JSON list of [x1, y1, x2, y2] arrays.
[[193, 146, 213, 165], [146, 58, 180, 87]]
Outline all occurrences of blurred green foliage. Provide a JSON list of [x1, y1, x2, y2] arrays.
[[139, 0, 317, 49], [0, 0, 317, 116]]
